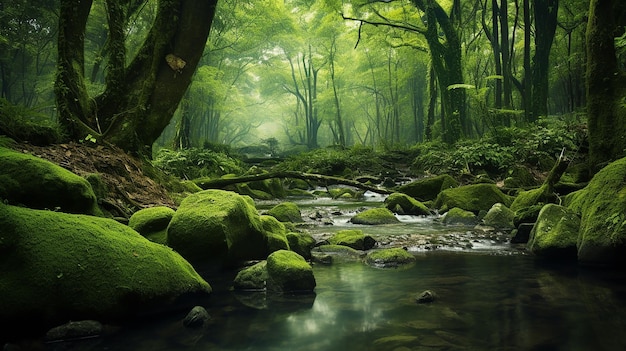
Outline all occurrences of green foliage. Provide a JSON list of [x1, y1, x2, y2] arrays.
[[0, 98, 62, 145], [153, 147, 244, 180], [276, 145, 385, 176]]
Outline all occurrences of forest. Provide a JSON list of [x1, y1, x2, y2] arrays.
[[2, 0, 626, 349]]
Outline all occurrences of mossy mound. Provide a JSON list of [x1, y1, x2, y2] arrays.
[[0, 203, 211, 337], [329, 188, 362, 199], [482, 203, 515, 229], [327, 229, 376, 250], [286, 232, 316, 259], [397, 174, 459, 201], [167, 190, 270, 264], [259, 215, 290, 253], [528, 204, 579, 259], [441, 207, 478, 226], [128, 206, 175, 244], [350, 208, 400, 225], [266, 202, 304, 223], [365, 248, 416, 268], [510, 185, 548, 212], [233, 261, 268, 291], [384, 193, 430, 216], [503, 165, 539, 188], [567, 157, 626, 265], [312, 244, 362, 256], [434, 184, 512, 214], [266, 250, 316, 293], [0, 147, 100, 215]]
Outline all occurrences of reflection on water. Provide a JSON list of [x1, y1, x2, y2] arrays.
[[52, 253, 626, 351]]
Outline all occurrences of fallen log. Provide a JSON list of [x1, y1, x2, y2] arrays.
[[194, 171, 394, 195]]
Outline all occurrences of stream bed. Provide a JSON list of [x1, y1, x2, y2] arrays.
[[45, 196, 626, 351]]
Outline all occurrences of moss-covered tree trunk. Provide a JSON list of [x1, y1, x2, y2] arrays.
[[586, 0, 626, 172], [55, 0, 217, 155], [531, 0, 558, 120]]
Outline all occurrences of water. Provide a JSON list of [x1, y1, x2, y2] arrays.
[[46, 196, 626, 351]]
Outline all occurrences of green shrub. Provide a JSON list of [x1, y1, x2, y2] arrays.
[[153, 148, 244, 180], [276, 145, 387, 176]]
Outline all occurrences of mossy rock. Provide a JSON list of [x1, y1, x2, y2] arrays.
[[0, 147, 100, 215], [128, 206, 175, 245], [513, 204, 544, 227], [167, 190, 269, 264], [350, 208, 400, 225], [327, 229, 376, 250], [384, 192, 430, 216], [365, 248, 416, 268], [528, 204, 579, 259], [441, 207, 478, 226], [259, 215, 290, 253], [482, 203, 515, 229], [232, 183, 274, 200], [286, 232, 316, 259], [510, 185, 548, 212], [266, 202, 303, 223], [233, 261, 268, 290], [266, 250, 316, 293], [397, 174, 459, 201], [503, 165, 539, 188], [248, 178, 286, 199], [329, 188, 361, 199], [312, 244, 362, 257], [0, 203, 211, 337], [567, 157, 626, 265], [434, 184, 512, 214]]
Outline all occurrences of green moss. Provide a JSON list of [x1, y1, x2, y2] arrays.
[[128, 206, 175, 240], [510, 185, 547, 212], [167, 190, 267, 264], [482, 203, 515, 229], [441, 207, 478, 226], [328, 188, 361, 199], [0, 147, 101, 215], [350, 208, 400, 225], [528, 204, 579, 259], [266, 250, 316, 292], [397, 174, 459, 201], [365, 248, 416, 268], [0, 203, 210, 332], [434, 183, 512, 214], [286, 232, 316, 259], [85, 173, 108, 200], [260, 215, 290, 253], [266, 202, 303, 223], [327, 229, 376, 250], [567, 157, 626, 264], [384, 193, 430, 216], [313, 244, 361, 256], [233, 261, 268, 290]]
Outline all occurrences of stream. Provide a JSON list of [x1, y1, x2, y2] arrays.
[[46, 195, 626, 351]]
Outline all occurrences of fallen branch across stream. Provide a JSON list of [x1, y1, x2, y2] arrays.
[[194, 171, 395, 195]]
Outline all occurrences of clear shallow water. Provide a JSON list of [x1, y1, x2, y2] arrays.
[[49, 254, 626, 351], [45, 197, 626, 351]]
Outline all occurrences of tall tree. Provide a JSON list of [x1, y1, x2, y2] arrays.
[[55, 0, 217, 155], [586, 0, 626, 171], [530, 0, 559, 120]]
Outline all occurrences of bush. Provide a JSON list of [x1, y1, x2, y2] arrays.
[[276, 145, 387, 176], [153, 148, 244, 180], [0, 98, 62, 145]]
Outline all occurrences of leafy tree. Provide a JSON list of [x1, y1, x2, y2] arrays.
[[55, 0, 217, 155]]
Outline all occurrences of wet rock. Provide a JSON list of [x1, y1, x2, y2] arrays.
[[128, 206, 175, 244], [286, 232, 316, 259], [45, 320, 102, 342], [365, 248, 416, 268], [397, 174, 459, 202], [349, 208, 400, 225], [266, 250, 316, 293], [511, 223, 534, 243], [311, 253, 333, 265], [482, 203, 515, 229], [384, 192, 430, 216], [441, 207, 478, 226], [233, 261, 267, 290], [266, 202, 304, 223], [415, 290, 437, 304], [528, 204, 579, 259], [434, 183, 512, 214], [183, 306, 210, 328], [327, 229, 376, 250]]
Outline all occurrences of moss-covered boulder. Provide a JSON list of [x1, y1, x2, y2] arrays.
[[441, 207, 479, 226], [328, 229, 376, 250], [434, 184, 512, 214], [482, 203, 515, 229], [128, 206, 175, 244], [266, 202, 304, 223], [510, 185, 548, 212], [365, 248, 416, 268], [266, 250, 316, 293], [0, 147, 100, 215], [350, 208, 400, 225], [233, 261, 268, 291], [397, 174, 459, 201], [567, 157, 626, 265], [0, 203, 211, 337], [167, 190, 270, 264], [259, 215, 290, 253], [384, 193, 430, 216], [527, 204, 579, 259], [286, 232, 316, 259]]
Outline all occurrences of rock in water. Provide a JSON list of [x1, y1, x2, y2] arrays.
[[183, 306, 210, 328], [45, 320, 103, 342], [415, 290, 437, 304]]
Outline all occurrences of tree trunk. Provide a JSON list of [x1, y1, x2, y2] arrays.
[[55, 0, 217, 156], [586, 0, 626, 172], [531, 0, 559, 119]]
